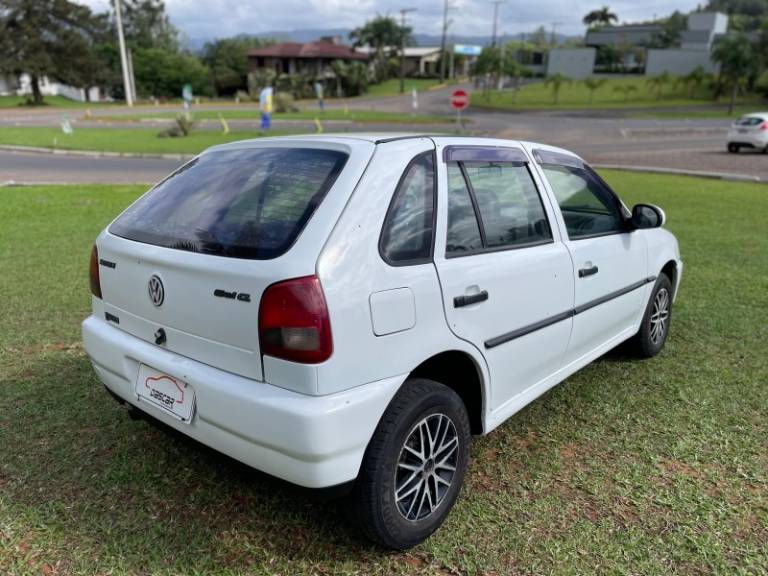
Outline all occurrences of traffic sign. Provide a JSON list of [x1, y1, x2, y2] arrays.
[[450, 89, 469, 111]]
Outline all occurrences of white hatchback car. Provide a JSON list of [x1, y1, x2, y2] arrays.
[[727, 112, 768, 153], [83, 134, 682, 549]]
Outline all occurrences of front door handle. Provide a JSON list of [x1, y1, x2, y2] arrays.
[[454, 290, 489, 308], [578, 265, 599, 278]]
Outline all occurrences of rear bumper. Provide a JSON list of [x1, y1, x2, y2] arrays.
[[82, 315, 403, 488], [727, 132, 768, 148]]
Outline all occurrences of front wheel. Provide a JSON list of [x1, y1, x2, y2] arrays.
[[352, 378, 471, 550], [630, 273, 673, 358]]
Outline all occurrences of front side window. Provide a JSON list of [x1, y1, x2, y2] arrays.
[[542, 165, 626, 240], [380, 152, 436, 264], [110, 147, 347, 260]]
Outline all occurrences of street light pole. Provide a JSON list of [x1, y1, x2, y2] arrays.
[[490, 0, 505, 48], [399, 8, 416, 94], [114, 0, 133, 107], [439, 0, 450, 82]]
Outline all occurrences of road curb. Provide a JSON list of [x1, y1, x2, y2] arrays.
[[0, 144, 194, 161], [593, 163, 763, 183]]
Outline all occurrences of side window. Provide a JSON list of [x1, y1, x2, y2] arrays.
[[542, 165, 626, 240], [446, 164, 483, 254], [461, 162, 552, 248], [380, 152, 435, 264]]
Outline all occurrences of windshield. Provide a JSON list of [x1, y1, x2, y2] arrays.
[[110, 147, 348, 260]]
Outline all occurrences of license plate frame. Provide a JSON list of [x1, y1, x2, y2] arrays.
[[135, 364, 196, 423]]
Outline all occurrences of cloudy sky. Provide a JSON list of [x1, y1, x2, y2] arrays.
[[78, 0, 703, 41]]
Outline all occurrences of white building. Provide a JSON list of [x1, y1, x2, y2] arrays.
[[1, 73, 101, 102]]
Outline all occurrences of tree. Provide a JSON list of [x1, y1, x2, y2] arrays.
[[649, 11, 688, 48], [712, 33, 757, 114], [350, 15, 409, 82], [583, 6, 618, 28], [0, 0, 108, 104], [544, 73, 570, 104], [646, 72, 671, 100], [583, 77, 607, 103], [202, 35, 271, 96], [118, 0, 179, 52], [613, 83, 637, 102], [682, 66, 707, 98], [132, 48, 212, 98]]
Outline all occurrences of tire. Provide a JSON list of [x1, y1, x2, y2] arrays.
[[630, 273, 673, 358], [352, 378, 471, 550], [727, 143, 739, 153]]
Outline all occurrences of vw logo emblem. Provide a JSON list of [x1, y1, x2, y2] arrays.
[[148, 275, 165, 307]]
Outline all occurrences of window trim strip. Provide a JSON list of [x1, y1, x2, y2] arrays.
[[483, 275, 657, 349]]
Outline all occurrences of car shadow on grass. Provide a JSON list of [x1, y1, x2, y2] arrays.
[[1, 353, 387, 572]]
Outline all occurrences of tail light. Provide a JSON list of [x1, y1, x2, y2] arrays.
[[761, 122, 768, 130], [258, 275, 332, 364], [89, 245, 102, 299]]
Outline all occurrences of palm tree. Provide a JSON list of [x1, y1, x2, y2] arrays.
[[646, 72, 671, 100], [583, 7, 618, 28], [583, 77, 607, 104], [330, 60, 347, 98], [349, 16, 408, 82], [544, 73, 570, 105], [682, 66, 707, 99], [712, 34, 756, 115], [613, 84, 637, 103]]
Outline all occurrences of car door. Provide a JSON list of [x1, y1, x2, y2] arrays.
[[529, 148, 650, 365], [433, 141, 575, 414]]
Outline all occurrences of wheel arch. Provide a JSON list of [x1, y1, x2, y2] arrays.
[[409, 350, 487, 434]]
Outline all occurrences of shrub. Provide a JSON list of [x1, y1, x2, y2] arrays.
[[158, 113, 196, 138]]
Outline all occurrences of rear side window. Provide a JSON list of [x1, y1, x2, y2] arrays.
[[541, 165, 626, 239], [379, 152, 436, 264], [446, 164, 483, 253], [110, 147, 348, 260]]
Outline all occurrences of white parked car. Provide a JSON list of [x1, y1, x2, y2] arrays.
[[727, 112, 768, 153], [83, 134, 682, 549]]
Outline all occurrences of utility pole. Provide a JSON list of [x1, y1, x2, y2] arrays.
[[490, 0, 505, 48], [399, 8, 416, 94], [439, 0, 451, 82], [114, 0, 133, 107], [550, 21, 562, 48]]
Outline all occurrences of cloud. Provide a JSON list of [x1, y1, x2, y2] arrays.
[[76, 0, 703, 41]]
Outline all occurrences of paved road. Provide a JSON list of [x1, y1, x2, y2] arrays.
[[2, 86, 766, 183], [0, 149, 181, 184]]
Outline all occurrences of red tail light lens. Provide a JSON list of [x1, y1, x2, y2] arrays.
[[761, 121, 768, 130], [89, 245, 102, 299], [258, 275, 332, 364]]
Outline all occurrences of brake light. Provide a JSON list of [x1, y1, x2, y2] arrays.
[[761, 122, 768, 130], [258, 275, 332, 364], [89, 245, 102, 299]]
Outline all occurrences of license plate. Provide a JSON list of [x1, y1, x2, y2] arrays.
[[135, 364, 195, 422]]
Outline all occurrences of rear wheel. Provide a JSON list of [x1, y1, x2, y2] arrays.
[[630, 273, 673, 358], [728, 143, 740, 153], [353, 378, 471, 550]]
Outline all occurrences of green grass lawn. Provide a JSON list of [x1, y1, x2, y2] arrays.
[[363, 78, 450, 98], [629, 105, 768, 120], [473, 76, 763, 111], [1, 172, 766, 574], [105, 108, 451, 124], [0, 126, 299, 155]]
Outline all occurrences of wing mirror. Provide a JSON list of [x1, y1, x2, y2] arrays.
[[630, 204, 665, 229]]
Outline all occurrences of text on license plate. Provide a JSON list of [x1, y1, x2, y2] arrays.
[[135, 364, 195, 422]]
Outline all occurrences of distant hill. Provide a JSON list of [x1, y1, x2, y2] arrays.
[[186, 28, 575, 50]]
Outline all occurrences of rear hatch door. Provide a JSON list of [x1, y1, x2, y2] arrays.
[[96, 140, 373, 380]]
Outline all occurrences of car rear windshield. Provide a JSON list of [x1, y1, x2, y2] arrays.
[[735, 116, 765, 126], [110, 147, 348, 259]]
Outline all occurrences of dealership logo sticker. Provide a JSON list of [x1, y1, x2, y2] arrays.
[[148, 275, 164, 307]]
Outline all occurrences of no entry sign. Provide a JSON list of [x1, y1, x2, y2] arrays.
[[450, 89, 469, 111]]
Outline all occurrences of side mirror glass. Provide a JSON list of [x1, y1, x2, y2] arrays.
[[631, 204, 665, 229]]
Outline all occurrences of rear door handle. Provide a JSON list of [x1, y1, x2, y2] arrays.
[[579, 265, 599, 278], [454, 290, 489, 308]]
